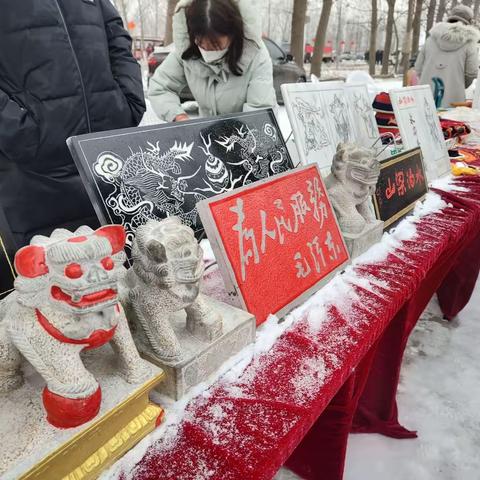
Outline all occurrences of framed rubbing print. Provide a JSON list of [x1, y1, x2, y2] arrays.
[[373, 148, 429, 229], [197, 165, 350, 326], [281, 81, 355, 171], [0, 208, 16, 300], [282, 82, 380, 171], [67, 109, 294, 253], [473, 70, 480, 110], [343, 83, 380, 148], [389, 86, 450, 181]]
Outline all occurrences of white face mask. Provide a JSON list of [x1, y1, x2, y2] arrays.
[[198, 46, 228, 64]]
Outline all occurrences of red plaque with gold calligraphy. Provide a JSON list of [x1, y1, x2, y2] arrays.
[[373, 147, 429, 229], [197, 165, 350, 326]]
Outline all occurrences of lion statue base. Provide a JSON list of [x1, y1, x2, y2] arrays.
[[121, 218, 256, 400]]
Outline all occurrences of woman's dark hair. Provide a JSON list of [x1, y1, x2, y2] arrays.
[[181, 0, 245, 76]]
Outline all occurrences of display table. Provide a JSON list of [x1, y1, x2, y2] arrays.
[[113, 177, 480, 480]]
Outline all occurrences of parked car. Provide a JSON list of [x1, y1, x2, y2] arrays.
[[280, 42, 292, 55], [147, 44, 174, 77], [147, 38, 307, 105], [263, 38, 307, 103], [339, 52, 355, 62]]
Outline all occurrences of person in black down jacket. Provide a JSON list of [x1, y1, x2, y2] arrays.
[[0, 0, 146, 247]]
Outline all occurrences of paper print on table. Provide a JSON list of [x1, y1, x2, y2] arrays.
[[292, 96, 331, 158], [390, 86, 450, 180], [197, 165, 350, 325], [473, 69, 480, 110], [282, 82, 355, 170], [344, 83, 380, 148], [0, 208, 16, 300], [282, 82, 376, 171], [373, 148, 429, 228], [423, 97, 444, 147], [324, 90, 355, 145], [67, 110, 293, 255]]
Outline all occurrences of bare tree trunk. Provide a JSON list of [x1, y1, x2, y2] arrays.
[[116, 0, 128, 26], [436, 0, 447, 21], [402, 0, 415, 85], [381, 0, 396, 75], [394, 19, 401, 73], [267, 0, 272, 37], [138, 0, 145, 57], [282, 9, 292, 43], [311, 0, 334, 78], [412, 0, 424, 56], [474, 0, 480, 21], [369, 0, 378, 76], [165, 0, 179, 45], [291, 0, 308, 67], [335, 0, 343, 70], [426, 0, 437, 34]]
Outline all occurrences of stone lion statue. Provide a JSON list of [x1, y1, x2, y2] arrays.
[[122, 218, 223, 363], [325, 143, 381, 235], [0, 225, 151, 428]]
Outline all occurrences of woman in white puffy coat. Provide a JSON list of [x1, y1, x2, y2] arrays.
[[148, 0, 277, 122], [415, 5, 480, 108]]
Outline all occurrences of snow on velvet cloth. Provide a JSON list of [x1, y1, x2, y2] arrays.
[[95, 183, 480, 480], [148, 0, 277, 122], [353, 176, 480, 439]]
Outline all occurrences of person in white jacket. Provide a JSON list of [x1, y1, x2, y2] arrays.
[[148, 0, 277, 122], [415, 4, 480, 108]]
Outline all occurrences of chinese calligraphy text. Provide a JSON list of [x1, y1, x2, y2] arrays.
[[198, 165, 350, 325], [374, 148, 429, 229]]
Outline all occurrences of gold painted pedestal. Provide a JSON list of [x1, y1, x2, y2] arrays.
[[1, 347, 164, 480]]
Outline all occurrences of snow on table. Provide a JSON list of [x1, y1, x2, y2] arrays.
[[102, 176, 480, 480]]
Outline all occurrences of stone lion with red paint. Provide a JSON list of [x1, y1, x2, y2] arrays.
[[0, 225, 151, 428]]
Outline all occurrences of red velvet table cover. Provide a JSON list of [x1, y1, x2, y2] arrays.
[[352, 177, 480, 441], [122, 178, 480, 480]]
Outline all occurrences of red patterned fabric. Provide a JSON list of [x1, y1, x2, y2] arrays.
[[127, 178, 480, 480], [439, 118, 471, 139]]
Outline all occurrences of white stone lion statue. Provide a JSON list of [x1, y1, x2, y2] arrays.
[[0, 225, 151, 428], [121, 218, 223, 363], [325, 143, 381, 235]]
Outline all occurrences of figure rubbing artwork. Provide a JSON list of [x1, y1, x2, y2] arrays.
[[292, 96, 330, 156], [353, 92, 377, 139], [329, 94, 352, 143], [68, 110, 294, 253]]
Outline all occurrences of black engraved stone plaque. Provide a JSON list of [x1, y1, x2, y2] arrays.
[[373, 148, 429, 229], [0, 207, 16, 299], [67, 109, 293, 253]]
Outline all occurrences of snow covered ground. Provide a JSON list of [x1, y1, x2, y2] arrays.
[[275, 282, 480, 480]]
